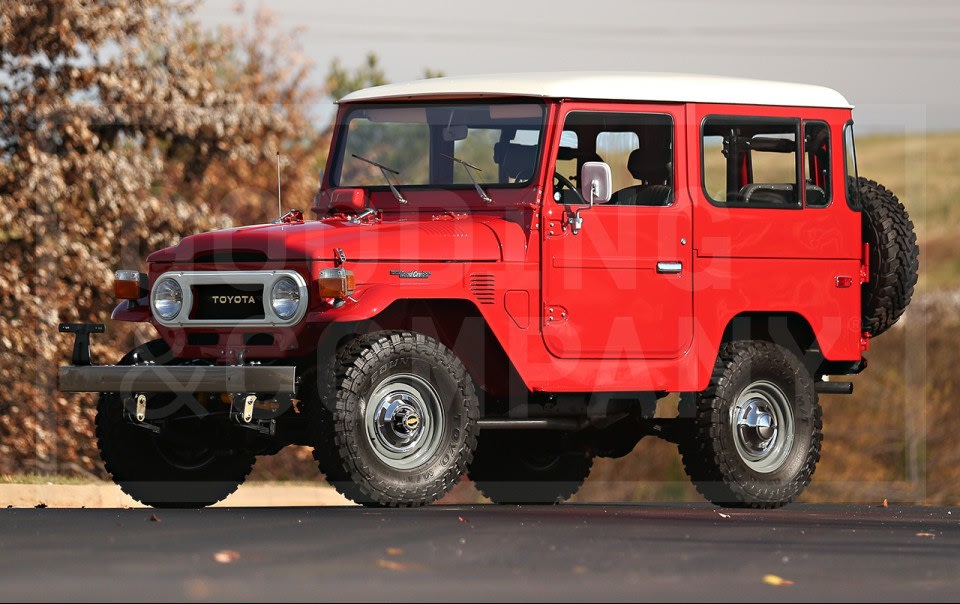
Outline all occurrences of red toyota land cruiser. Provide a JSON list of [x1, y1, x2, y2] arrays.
[[59, 73, 918, 509]]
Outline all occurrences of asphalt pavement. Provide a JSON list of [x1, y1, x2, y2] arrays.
[[0, 504, 957, 602]]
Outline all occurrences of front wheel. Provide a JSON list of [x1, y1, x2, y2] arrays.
[[310, 331, 479, 507], [678, 340, 822, 508], [96, 341, 256, 508]]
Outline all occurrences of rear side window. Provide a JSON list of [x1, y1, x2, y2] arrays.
[[843, 122, 861, 211], [702, 117, 801, 208], [804, 121, 831, 208]]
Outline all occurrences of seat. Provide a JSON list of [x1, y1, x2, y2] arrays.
[[805, 183, 827, 207], [494, 142, 537, 182], [610, 145, 673, 206]]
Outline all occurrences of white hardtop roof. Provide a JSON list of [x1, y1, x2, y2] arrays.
[[340, 71, 852, 109]]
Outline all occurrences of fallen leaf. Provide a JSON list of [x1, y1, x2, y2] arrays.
[[763, 574, 794, 586], [213, 550, 241, 564], [35, 503, 47, 509], [385, 547, 404, 556], [149, 513, 161, 523], [572, 565, 589, 575], [880, 499, 889, 508], [916, 532, 936, 538], [376, 558, 424, 571]]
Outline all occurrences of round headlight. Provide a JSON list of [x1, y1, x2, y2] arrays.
[[271, 277, 301, 320], [152, 278, 183, 321]]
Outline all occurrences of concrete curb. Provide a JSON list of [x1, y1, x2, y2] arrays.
[[0, 483, 354, 508]]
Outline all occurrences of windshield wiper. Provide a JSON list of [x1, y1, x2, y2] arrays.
[[351, 154, 407, 204], [441, 153, 492, 203]]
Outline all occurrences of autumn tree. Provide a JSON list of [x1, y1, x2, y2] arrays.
[[0, 1, 323, 475]]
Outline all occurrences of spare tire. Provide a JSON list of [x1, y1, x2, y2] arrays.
[[859, 177, 919, 336]]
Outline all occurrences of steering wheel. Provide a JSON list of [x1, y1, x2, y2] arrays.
[[553, 171, 581, 203]]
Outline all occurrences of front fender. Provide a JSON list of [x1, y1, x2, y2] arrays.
[[305, 286, 469, 323]]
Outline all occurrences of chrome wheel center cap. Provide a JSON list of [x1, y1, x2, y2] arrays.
[[737, 398, 778, 452], [392, 404, 421, 436]]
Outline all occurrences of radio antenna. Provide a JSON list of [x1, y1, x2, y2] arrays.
[[276, 151, 282, 219]]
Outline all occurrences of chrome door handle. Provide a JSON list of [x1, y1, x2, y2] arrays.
[[657, 261, 682, 274]]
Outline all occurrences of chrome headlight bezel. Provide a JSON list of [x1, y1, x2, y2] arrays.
[[152, 278, 183, 321], [270, 276, 302, 320]]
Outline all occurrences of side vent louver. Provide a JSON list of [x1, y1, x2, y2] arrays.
[[469, 273, 496, 305]]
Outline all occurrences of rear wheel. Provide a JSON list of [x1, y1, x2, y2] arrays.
[[468, 431, 593, 504], [96, 341, 255, 508], [678, 340, 822, 508], [309, 331, 479, 507]]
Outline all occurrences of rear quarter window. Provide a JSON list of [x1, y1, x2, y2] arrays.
[[701, 116, 801, 209]]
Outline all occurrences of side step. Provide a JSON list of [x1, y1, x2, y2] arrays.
[[477, 418, 588, 431]]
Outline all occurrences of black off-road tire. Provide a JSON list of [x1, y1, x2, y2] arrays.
[[309, 331, 479, 507], [468, 431, 593, 504], [678, 341, 822, 509], [859, 177, 919, 336], [96, 340, 256, 508]]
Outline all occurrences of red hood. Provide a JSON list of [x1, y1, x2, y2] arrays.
[[147, 215, 523, 263]]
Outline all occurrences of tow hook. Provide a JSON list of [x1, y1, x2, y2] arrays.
[[241, 394, 256, 423], [123, 393, 160, 433], [135, 393, 147, 422], [230, 394, 276, 436]]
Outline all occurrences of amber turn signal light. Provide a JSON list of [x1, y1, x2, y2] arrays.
[[318, 268, 356, 298], [114, 270, 146, 300]]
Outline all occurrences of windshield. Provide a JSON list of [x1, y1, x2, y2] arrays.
[[331, 102, 546, 191]]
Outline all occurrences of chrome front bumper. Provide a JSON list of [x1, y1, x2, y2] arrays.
[[58, 365, 297, 393]]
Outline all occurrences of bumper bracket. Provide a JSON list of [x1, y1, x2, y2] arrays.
[[58, 323, 105, 366]]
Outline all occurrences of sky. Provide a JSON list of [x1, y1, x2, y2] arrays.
[[195, 0, 960, 133]]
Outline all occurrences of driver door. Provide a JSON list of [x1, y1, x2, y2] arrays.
[[541, 104, 694, 360]]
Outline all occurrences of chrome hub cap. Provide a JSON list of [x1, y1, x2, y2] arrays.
[[365, 373, 444, 470], [731, 380, 794, 473]]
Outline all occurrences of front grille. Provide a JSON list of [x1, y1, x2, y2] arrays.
[[192, 284, 265, 320]]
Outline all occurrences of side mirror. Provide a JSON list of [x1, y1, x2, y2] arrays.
[[580, 161, 612, 205], [568, 162, 612, 236]]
